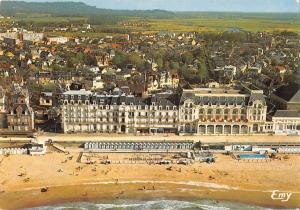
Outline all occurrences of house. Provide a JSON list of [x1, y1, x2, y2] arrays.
[[96, 55, 110, 67], [48, 36, 69, 44], [0, 86, 7, 128], [159, 71, 171, 88], [89, 66, 100, 74], [147, 74, 159, 92], [39, 92, 53, 107], [92, 76, 105, 90]]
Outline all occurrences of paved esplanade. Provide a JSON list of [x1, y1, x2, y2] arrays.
[[1, 133, 299, 143]]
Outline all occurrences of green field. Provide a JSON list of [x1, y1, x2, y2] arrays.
[[13, 15, 88, 24], [122, 15, 300, 33], [1, 12, 300, 33]]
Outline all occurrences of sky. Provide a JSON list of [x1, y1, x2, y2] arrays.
[[22, 0, 300, 12]]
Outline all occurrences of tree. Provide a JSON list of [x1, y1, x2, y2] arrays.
[[128, 53, 144, 69], [113, 52, 126, 67], [198, 63, 208, 84], [170, 61, 179, 71], [283, 71, 296, 84], [156, 57, 163, 69], [182, 52, 193, 65]]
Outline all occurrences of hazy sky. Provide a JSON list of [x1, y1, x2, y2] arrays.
[[25, 0, 300, 12]]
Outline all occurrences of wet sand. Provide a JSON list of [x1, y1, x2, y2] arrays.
[[0, 152, 299, 209]]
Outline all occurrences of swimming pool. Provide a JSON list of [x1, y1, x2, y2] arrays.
[[237, 154, 267, 159]]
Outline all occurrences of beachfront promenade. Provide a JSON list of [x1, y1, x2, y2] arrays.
[[0, 133, 299, 143]]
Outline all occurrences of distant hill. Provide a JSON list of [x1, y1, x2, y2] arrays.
[[0, 1, 176, 19]]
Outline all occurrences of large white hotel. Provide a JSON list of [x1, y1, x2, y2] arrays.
[[60, 84, 274, 135]]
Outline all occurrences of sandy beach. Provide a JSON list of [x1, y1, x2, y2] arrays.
[[0, 151, 300, 209]]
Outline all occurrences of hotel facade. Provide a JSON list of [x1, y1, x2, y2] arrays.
[[61, 84, 270, 135], [178, 86, 267, 135], [61, 90, 179, 134]]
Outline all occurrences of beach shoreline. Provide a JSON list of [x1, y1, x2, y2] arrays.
[[0, 152, 300, 209], [1, 181, 300, 209]]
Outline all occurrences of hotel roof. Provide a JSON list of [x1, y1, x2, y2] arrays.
[[273, 110, 300, 118], [273, 83, 300, 103]]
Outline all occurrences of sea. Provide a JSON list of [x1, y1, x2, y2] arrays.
[[24, 199, 274, 210]]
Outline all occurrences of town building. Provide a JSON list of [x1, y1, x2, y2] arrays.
[[6, 87, 34, 132]]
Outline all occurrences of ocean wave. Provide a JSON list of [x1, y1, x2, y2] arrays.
[[25, 199, 270, 210], [95, 200, 230, 210]]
